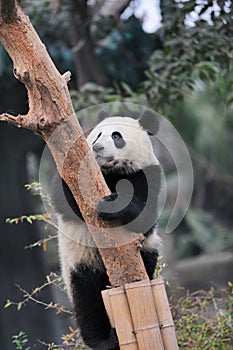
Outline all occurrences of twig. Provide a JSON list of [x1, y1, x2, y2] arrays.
[[0, 113, 28, 128], [38, 338, 88, 349], [10, 273, 73, 315]]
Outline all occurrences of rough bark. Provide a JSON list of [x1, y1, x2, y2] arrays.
[[0, 1, 148, 286]]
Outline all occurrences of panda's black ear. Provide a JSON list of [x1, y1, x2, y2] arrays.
[[98, 110, 110, 122], [139, 110, 159, 135]]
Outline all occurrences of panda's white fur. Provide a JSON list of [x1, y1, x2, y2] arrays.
[[57, 216, 102, 299], [52, 112, 162, 350]]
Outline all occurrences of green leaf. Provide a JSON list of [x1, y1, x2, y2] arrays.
[[4, 300, 12, 309], [17, 302, 23, 311], [26, 217, 33, 224]]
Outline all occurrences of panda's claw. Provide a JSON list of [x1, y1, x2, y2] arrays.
[[101, 193, 118, 203], [97, 193, 119, 222]]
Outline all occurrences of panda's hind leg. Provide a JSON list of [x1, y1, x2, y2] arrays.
[[140, 248, 159, 280], [70, 265, 119, 350]]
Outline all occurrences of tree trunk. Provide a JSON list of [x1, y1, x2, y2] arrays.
[[68, 0, 109, 87], [0, 1, 147, 287], [94, 0, 131, 18]]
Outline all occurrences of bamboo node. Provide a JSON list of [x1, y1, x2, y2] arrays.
[[133, 322, 160, 332], [120, 339, 138, 346], [125, 279, 150, 289], [160, 323, 175, 329], [151, 278, 164, 286]]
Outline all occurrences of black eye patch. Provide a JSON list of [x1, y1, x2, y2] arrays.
[[112, 131, 122, 140], [111, 131, 125, 149], [92, 132, 102, 145]]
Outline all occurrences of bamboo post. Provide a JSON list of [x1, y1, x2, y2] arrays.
[[125, 279, 165, 350], [151, 279, 179, 350], [102, 287, 138, 350], [103, 279, 179, 350]]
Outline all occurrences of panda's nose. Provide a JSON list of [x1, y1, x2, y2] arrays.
[[92, 144, 104, 153]]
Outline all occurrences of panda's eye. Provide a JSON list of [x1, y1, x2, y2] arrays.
[[112, 132, 122, 140]]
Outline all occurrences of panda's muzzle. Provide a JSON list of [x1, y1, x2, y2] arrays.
[[92, 144, 104, 153], [92, 143, 114, 164]]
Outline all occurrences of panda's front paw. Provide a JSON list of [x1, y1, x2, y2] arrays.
[[97, 193, 119, 221]]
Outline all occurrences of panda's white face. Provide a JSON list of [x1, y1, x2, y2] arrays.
[[87, 117, 159, 172]]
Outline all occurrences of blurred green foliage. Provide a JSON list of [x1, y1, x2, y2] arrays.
[[174, 209, 233, 259], [144, 0, 233, 114], [171, 282, 233, 349]]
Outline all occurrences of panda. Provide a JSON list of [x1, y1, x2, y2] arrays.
[[51, 110, 162, 350]]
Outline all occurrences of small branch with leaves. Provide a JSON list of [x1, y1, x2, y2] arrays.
[[6, 211, 57, 252], [5, 272, 72, 315]]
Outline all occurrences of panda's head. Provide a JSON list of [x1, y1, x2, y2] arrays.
[[87, 110, 160, 173]]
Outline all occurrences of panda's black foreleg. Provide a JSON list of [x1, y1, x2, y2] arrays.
[[97, 193, 159, 238], [97, 192, 143, 230], [70, 265, 119, 350]]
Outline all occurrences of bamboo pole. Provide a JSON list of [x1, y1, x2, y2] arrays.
[[125, 279, 165, 350], [151, 279, 179, 350], [102, 287, 138, 350]]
